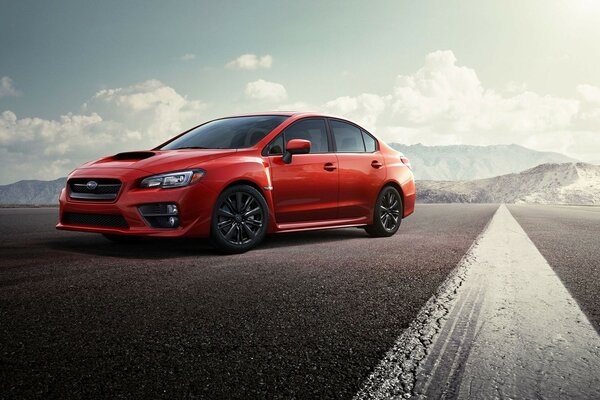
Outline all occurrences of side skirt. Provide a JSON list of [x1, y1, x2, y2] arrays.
[[275, 217, 368, 233]]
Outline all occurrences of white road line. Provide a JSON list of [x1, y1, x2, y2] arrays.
[[355, 204, 600, 399]]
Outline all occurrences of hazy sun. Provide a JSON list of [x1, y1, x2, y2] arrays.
[[573, 0, 600, 14]]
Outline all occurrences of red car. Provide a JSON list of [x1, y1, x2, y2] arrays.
[[56, 113, 415, 253]]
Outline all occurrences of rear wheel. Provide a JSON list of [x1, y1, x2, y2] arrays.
[[210, 185, 269, 254], [365, 186, 403, 237]]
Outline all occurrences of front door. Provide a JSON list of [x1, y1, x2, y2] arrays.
[[267, 118, 339, 224]]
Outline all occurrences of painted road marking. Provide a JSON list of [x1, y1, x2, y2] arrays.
[[355, 204, 600, 399]]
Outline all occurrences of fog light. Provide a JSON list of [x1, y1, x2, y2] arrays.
[[138, 203, 181, 229], [166, 204, 178, 215]]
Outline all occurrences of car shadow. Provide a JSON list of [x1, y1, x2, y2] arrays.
[[259, 227, 369, 250], [47, 236, 219, 259], [46, 228, 370, 259]]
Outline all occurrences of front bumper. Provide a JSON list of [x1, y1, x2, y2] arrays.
[[56, 168, 219, 238]]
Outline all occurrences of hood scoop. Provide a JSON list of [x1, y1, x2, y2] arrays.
[[110, 151, 156, 161]]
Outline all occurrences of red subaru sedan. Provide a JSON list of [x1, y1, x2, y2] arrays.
[[56, 113, 415, 253]]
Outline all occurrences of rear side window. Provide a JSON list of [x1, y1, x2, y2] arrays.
[[282, 118, 329, 153], [362, 130, 377, 152], [330, 120, 365, 152]]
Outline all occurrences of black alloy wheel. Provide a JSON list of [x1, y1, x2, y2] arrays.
[[211, 185, 269, 253], [380, 190, 401, 231], [365, 186, 403, 237]]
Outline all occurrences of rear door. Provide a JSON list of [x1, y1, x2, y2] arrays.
[[267, 118, 339, 224], [328, 119, 386, 219]]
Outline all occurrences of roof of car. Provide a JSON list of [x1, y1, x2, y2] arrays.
[[226, 111, 346, 120]]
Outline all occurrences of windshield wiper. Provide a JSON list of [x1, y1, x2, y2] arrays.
[[175, 146, 211, 150]]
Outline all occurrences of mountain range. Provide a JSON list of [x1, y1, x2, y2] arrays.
[[0, 145, 597, 205], [417, 162, 600, 204], [0, 178, 66, 205], [389, 143, 577, 181]]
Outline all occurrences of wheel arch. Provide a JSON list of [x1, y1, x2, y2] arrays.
[[382, 180, 405, 212], [219, 179, 278, 233], [222, 179, 266, 197]]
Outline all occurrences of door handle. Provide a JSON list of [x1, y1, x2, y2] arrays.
[[324, 162, 337, 171], [371, 160, 383, 169]]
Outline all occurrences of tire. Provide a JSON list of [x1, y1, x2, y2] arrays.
[[210, 185, 269, 254], [102, 234, 141, 243], [365, 186, 403, 237]]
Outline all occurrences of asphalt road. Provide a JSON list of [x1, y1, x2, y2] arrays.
[[509, 205, 600, 332], [411, 205, 600, 399], [0, 204, 497, 399]]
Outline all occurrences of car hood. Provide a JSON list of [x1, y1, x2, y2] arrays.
[[78, 149, 236, 174]]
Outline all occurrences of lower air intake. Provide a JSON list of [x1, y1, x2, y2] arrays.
[[63, 213, 129, 228]]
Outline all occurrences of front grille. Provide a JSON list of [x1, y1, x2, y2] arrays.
[[68, 178, 121, 201], [63, 212, 129, 228]]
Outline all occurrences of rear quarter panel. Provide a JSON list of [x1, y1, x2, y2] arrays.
[[383, 150, 416, 218]]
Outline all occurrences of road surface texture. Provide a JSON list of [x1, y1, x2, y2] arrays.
[[0, 205, 496, 399], [357, 205, 600, 398], [509, 204, 600, 331]]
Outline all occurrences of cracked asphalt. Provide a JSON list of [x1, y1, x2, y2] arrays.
[[0, 205, 497, 399]]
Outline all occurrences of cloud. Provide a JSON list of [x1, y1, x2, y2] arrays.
[[275, 101, 317, 113], [577, 84, 600, 104], [180, 53, 196, 61], [324, 94, 389, 131], [245, 79, 287, 102], [3, 50, 600, 183], [321, 50, 581, 135], [304, 50, 596, 161], [226, 54, 273, 70], [0, 80, 206, 183], [387, 50, 578, 134], [0, 76, 20, 98], [575, 84, 600, 130]]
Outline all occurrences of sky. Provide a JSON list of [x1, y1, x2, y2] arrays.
[[1, 0, 600, 183]]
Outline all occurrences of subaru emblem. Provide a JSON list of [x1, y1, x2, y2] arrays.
[[86, 181, 98, 190]]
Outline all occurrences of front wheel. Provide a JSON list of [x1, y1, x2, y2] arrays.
[[365, 186, 403, 237], [210, 185, 269, 254]]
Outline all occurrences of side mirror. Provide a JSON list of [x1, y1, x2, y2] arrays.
[[282, 139, 311, 164]]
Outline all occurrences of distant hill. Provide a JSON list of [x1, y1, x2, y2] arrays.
[[417, 163, 600, 204], [1, 160, 597, 206], [390, 143, 577, 181], [0, 178, 66, 205]]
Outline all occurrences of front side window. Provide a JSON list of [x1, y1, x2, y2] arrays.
[[330, 120, 365, 152], [282, 118, 329, 154], [159, 115, 289, 150], [266, 134, 284, 155]]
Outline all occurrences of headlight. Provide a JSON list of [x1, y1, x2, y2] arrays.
[[139, 169, 205, 189]]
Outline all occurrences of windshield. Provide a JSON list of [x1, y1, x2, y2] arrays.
[[159, 115, 289, 150]]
